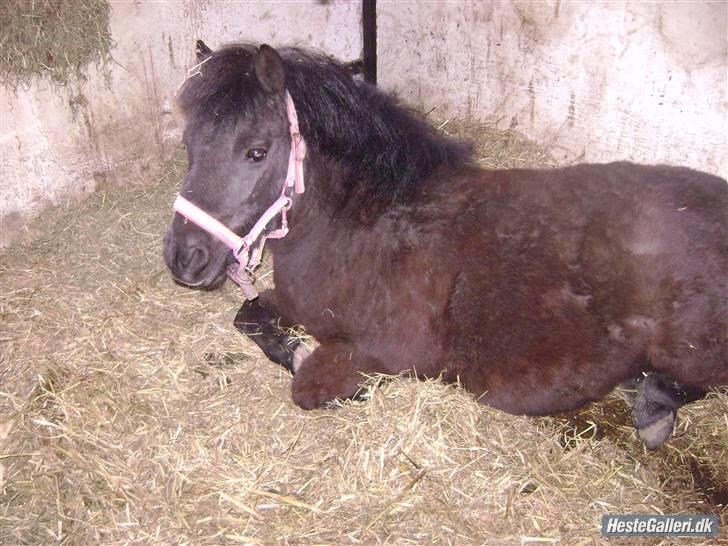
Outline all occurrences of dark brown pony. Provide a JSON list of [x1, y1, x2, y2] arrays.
[[164, 42, 727, 448]]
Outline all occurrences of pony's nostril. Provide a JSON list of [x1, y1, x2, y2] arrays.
[[177, 245, 210, 276]]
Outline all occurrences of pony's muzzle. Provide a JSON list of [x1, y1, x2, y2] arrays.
[[163, 229, 213, 287], [176, 244, 209, 278]]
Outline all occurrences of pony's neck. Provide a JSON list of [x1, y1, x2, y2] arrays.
[[282, 50, 471, 209], [299, 153, 392, 226]]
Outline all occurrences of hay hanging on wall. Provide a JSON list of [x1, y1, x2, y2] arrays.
[[0, 0, 113, 88]]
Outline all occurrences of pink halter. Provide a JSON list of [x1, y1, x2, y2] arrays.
[[173, 90, 306, 300]]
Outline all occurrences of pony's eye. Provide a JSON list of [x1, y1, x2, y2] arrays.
[[246, 148, 268, 162]]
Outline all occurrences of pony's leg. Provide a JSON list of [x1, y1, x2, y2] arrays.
[[233, 290, 308, 373], [291, 341, 383, 409], [631, 373, 706, 449]]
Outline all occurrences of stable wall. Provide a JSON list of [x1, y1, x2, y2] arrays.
[[3, 1, 726, 247], [379, 1, 727, 177], [0, 0, 361, 247]]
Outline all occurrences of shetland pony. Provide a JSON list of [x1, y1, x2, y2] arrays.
[[164, 42, 727, 448]]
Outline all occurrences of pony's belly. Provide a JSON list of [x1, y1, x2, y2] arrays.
[[477, 381, 613, 416]]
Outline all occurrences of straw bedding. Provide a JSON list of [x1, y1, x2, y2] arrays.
[[1, 125, 725, 544]]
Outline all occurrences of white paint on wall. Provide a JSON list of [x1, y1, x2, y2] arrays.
[[378, 1, 727, 178], [0, 0, 361, 246], [2, 1, 725, 247]]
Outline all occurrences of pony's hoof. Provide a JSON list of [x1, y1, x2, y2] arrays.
[[637, 410, 676, 450], [631, 373, 682, 449]]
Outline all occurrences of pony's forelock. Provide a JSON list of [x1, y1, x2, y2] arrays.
[[178, 43, 472, 204]]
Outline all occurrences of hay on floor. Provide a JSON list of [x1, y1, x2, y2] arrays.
[[1, 126, 725, 544]]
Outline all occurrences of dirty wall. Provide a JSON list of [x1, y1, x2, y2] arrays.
[[378, 1, 727, 177], [2, 1, 726, 247], [0, 0, 361, 246]]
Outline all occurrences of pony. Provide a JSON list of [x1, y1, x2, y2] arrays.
[[163, 42, 727, 449]]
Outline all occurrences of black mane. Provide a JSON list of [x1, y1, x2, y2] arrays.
[[178, 44, 472, 203]]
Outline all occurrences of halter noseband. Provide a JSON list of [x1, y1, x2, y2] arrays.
[[172, 91, 306, 300]]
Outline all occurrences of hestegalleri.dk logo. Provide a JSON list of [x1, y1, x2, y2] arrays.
[[601, 514, 719, 537]]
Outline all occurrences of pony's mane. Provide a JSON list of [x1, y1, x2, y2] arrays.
[[178, 43, 472, 203]]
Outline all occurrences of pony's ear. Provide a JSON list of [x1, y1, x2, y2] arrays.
[[254, 44, 286, 94], [196, 40, 213, 62]]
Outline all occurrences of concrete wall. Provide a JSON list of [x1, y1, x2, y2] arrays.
[[379, 0, 727, 177], [0, 0, 361, 246], [2, 1, 726, 247]]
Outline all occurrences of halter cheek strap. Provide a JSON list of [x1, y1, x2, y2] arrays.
[[172, 90, 306, 300]]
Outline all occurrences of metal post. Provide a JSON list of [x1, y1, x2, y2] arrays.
[[362, 0, 377, 85]]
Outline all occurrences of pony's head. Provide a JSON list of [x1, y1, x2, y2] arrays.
[[164, 43, 292, 288], [164, 41, 471, 289]]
